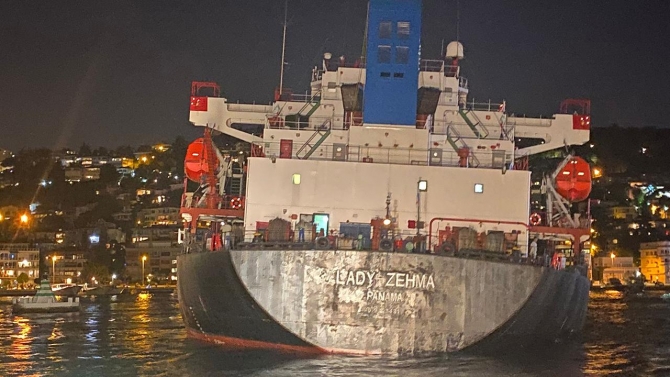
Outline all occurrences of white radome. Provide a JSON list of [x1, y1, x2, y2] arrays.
[[446, 41, 464, 59]]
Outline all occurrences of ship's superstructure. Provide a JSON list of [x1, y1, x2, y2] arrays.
[[185, 0, 590, 254], [178, 0, 592, 356]]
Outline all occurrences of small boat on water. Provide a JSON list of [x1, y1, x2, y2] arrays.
[[12, 280, 80, 314], [78, 285, 126, 296], [51, 283, 82, 297]]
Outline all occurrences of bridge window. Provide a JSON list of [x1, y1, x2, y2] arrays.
[[378, 45, 391, 63], [393, 72, 404, 78], [397, 21, 410, 39], [380, 72, 391, 78], [396, 46, 409, 64], [379, 21, 392, 39]]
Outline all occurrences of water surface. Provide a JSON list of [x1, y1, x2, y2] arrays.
[[1, 290, 668, 376]]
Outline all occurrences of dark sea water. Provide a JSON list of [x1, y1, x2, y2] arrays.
[[1, 290, 669, 377]]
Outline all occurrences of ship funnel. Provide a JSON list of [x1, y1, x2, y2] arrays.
[[446, 41, 464, 59]]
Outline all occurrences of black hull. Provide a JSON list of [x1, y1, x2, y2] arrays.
[[177, 250, 317, 353], [178, 250, 589, 355]]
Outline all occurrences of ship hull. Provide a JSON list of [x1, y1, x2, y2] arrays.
[[177, 249, 589, 356]]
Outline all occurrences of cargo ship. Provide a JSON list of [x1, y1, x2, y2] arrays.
[[177, 0, 593, 355]]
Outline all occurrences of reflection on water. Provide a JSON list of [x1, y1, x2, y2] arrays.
[[1, 290, 670, 376]]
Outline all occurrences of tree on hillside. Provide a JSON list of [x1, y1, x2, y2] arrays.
[[99, 164, 120, 186], [81, 263, 110, 284], [108, 241, 126, 277], [114, 145, 135, 157], [92, 147, 109, 156], [79, 143, 92, 156]]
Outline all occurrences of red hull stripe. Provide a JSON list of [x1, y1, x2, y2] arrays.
[[186, 328, 382, 356]]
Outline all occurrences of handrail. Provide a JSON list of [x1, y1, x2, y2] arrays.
[[296, 92, 321, 115], [420, 59, 444, 72], [183, 228, 533, 261], [227, 103, 273, 113], [465, 99, 506, 112], [251, 141, 507, 170]]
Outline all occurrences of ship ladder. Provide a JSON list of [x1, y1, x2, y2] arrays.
[[458, 109, 489, 139], [286, 92, 321, 129], [228, 176, 243, 196], [298, 92, 321, 117], [296, 120, 332, 160], [446, 126, 480, 168]]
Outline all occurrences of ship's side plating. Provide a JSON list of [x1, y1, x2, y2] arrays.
[[178, 249, 588, 355]]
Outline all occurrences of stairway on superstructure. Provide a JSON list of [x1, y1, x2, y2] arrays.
[[227, 162, 245, 196], [296, 120, 332, 160], [458, 109, 490, 138], [284, 92, 321, 129]]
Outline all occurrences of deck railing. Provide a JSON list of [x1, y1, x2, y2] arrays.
[[252, 141, 509, 169], [179, 229, 559, 266]]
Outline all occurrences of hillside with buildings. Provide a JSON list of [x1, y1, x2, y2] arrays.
[[0, 136, 247, 288], [2, 125, 670, 287]]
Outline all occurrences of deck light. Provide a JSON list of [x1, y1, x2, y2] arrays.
[[418, 180, 427, 192]]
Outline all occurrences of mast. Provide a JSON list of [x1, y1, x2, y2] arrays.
[[279, 0, 288, 96]]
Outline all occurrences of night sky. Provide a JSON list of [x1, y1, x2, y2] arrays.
[[1, 0, 669, 151]]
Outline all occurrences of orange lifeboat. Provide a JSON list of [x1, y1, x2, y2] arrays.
[[554, 157, 592, 202], [184, 138, 210, 182]]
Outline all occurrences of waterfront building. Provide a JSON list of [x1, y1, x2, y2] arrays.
[[49, 252, 87, 284], [64, 167, 101, 182], [592, 256, 636, 283], [0, 244, 40, 285], [640, 241, 670, 284], [610, 206, 637, 221], [126, 246, 179, 284], [137, 207, 180, 227]]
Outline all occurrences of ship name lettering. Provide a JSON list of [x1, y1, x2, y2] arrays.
[[385, 272, 435, 290], [336, 270, 377, 287], [335, 269, 434, 290]]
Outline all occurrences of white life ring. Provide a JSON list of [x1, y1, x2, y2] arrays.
[[529, 213, 542, 226], [230, 197, 243, 209]]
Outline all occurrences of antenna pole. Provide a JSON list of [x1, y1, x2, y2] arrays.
[[361, 1, 370, 62], [456, 0, 460, 42], [279, 0, 288, 96]]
